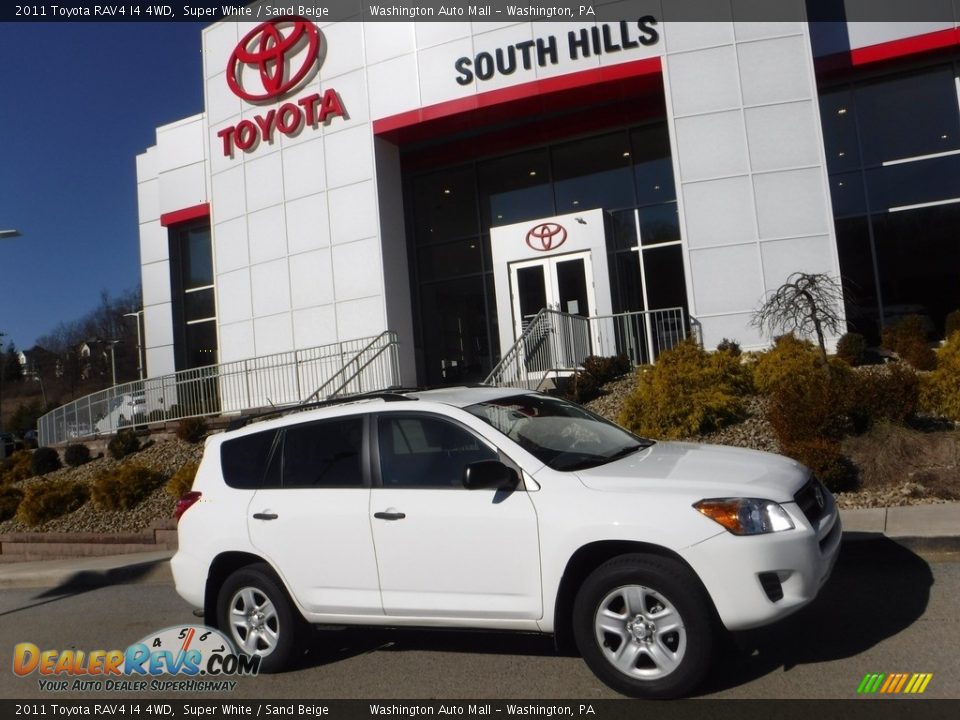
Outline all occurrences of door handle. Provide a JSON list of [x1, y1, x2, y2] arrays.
[[374, 511, 406, 521], [252, 512, 278, 520]]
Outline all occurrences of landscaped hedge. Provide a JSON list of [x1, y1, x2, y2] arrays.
[[920, 332, 960, 420], [166, 462, 199, 499], [91, 464, 165, 511], [64, 443, 92, 468], [0, 451, 33, 484], [0, 485, 24, 522], [31, 447, 62, 476], [108, 429, 141, 460], [619, 340, 750, 439], [16, 481, 88, 527]]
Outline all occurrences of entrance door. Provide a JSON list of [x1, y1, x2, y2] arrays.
[[509, 251, 595, 339]]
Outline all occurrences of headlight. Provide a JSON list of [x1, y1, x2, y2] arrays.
[[693, 498, 795, 535]]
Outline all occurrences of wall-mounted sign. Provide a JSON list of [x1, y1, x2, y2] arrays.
[[455, 18, 659, 86], [217, 17, 345, 157], [526, 222, 568, 252], [227, 19, 320, 101]]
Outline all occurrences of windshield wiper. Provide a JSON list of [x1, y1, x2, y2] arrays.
[[603, 443, 650, 463]]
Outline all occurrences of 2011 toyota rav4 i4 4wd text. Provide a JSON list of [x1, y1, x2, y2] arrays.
[[171, 386, 841, 698]]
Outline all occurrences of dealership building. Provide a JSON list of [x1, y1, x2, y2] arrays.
[[135, 4, 960, 392]]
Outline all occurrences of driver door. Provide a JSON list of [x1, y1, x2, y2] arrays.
[[368, 412, 542, 621]]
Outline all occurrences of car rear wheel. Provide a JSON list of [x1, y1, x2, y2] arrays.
[[217, 563, 304, 673], [573, 554, 714, 698]]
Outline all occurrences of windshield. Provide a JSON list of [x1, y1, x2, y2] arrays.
[[464, 394, 654, 471]]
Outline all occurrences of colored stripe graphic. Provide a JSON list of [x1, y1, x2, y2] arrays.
[[857, 673, 932, 694]]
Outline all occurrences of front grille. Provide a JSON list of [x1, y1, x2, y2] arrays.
[[795, 477, 827, 525]]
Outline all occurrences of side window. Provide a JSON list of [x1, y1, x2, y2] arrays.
[[282, 417, 365, 488], [378, 414, 497, 488], [220, 430, 278, 489]]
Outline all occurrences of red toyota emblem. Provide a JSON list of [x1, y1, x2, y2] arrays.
[[526, 223, 567, 252], [227, 18, 321, 102]]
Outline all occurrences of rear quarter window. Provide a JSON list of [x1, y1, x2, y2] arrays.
[[220, 430, 279, 489]]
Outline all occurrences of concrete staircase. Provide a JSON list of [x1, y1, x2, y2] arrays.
[[0, 519, 177, 563]]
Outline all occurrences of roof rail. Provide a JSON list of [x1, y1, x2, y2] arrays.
[[226, 388, 422, 431]]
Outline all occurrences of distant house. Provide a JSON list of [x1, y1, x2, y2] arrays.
[[77, 341, 109, 380], [17, 345, 59, 378]]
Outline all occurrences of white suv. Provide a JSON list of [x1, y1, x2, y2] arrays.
[[171, 386, 841, 698]]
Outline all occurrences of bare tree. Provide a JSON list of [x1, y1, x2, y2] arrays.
[[752, 272, 846, 364]]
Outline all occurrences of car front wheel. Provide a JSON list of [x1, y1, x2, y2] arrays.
[[217, 563, 304, 673], [572, 554, 714, 698]]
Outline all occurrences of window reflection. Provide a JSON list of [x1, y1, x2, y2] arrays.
[[478, 150, 552, 229]]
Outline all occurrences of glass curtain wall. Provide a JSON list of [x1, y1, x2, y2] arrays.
[[169, 222, 218, 370], [407, 121, 684, 386], [820, 62, 960, 341]]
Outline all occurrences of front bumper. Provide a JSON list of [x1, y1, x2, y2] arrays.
[[683, 493, 842, 631]]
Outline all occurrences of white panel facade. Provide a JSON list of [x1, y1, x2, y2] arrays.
[[136, 114, 207, 379], [664, 22, 843, 351], [137, 13, 866, 388]]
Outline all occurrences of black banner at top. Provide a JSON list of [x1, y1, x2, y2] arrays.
[[6, 0, 960, 24]]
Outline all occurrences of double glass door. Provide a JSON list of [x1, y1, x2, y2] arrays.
[[509, 251, 595, 338]]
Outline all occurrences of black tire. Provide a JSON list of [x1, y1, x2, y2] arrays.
[[572, 554, 714, 699], [217, 563, 305, 673]]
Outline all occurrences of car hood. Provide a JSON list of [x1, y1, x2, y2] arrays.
[[575, 441, 808, 502]]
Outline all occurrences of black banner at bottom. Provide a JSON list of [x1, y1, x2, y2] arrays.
[[2, 700, 959, 720]]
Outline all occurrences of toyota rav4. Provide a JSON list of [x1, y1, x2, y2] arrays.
[[171, 386, 841, 698]]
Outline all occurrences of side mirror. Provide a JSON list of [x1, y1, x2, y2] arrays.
[[463, 460, 519, 491]]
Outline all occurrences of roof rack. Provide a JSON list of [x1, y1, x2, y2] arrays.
[[226, 388, 423, 431]]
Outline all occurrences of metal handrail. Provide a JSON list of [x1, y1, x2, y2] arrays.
[[484, 306, 692, 389], [306, 331, 400, 401], [38, 332, 402, 446], [484, 309, 591, 389]]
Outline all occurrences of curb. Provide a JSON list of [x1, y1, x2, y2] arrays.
[[0, 551, 173, 591]]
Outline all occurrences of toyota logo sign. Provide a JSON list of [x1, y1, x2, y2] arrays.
[[526, 223, 567, 252], [227, 18, 321, 102]]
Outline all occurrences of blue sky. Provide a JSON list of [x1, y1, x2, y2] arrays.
[[0, 22, 208, 351]]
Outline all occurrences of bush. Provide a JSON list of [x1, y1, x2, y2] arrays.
[[91, 464, 165, 511], [754, 336, 855, 444], [766, 362, 855, 445], [166, 462, 199, 498], [0, 450, 34, 484], [836, 332, 867, 366], [64, 443, 92, 468], [619, 341, 751, 439], [945, 310, 960, 339], [31, 447, 62, 476], [0, 485, 24, 522], [849, 363, 919, 430], [16, 481, 88, 527], [882, 315, 936, 370], [176, 417, 209, 444], [108, 429, 141, 460], [753, 334, 825, 397], [781, 439, 858, 493], [581, 354, 632, 385], [716, 338, 741, 356], [565, 371, 601, 404], [920, 332, 960, 420]]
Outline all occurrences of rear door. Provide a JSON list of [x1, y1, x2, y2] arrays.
[[247, 415, 382, 617]]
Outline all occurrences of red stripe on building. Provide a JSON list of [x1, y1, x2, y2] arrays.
[[850, 27, 960, 66], [373, 56, 663, 138], [160, 203, 210, 227]]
